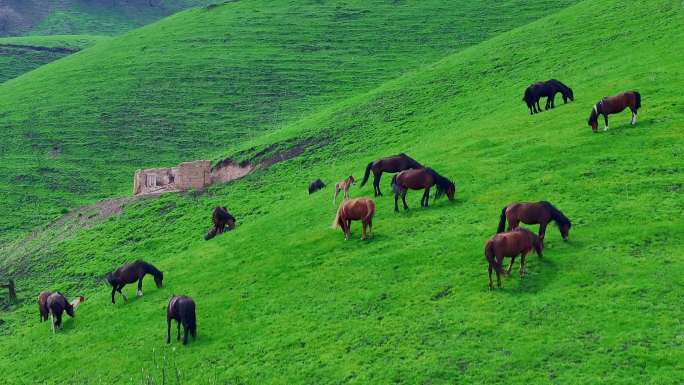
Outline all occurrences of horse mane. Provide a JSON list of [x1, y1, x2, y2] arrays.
[[397, 153, 422, 167], [425, 168, 454, 198], [588, 104, 598, 125], [539, 201, 571, 227], [135, 260, 163, 278]]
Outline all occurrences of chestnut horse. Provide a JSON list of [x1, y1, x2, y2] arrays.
[[361, 153, 422, 196], [106, 260, 163, 304], [485, 228, 543, 289], [205, 206, 236, 240], [332, 198, 375, 240], [333, 175, 355, 205], [588, 91, 641, 132], [523, 79, 574, 114], [497, 201, 571, 241], [167, 295, 197, 345], [391, 168, 455, 211], [45, 292, 85, 332]]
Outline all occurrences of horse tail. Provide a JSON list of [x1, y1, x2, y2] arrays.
[[497, 206, 507, 233], [360, 162, 373, 186], [332, 204, 343, 229], [485, 241, 503, 275], [363, 200, 376, 223], [634, 91, 641, 110], [188, 304, 197, 338], [390, 174, 398, 192]]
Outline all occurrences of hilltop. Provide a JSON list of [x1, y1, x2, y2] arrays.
[[0, 0, 682, 384], [0, 0, 579, 241]]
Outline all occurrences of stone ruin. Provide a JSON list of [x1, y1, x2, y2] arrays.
[[133, 159, 252, 196]]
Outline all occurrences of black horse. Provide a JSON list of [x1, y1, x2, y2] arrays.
[[106, 260, 163, 304], [167, 295, 197, 345], [361, 153, 423, 196], [308, 179, 325, 194], [205, 206, 236, 240], [523, 79, 574, 114]]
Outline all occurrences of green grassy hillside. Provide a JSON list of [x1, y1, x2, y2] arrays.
[[0, 0, 214, 37], [0, 0, 579, 241], [0, 0, 682, 384], [0, 35, 109, 83]]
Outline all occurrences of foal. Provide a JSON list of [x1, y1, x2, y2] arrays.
[[484, 228, 543, 290], [167, 295, 197, 345], [45, 292, 85, 332], [106, 260, 164, 304], [588, 91, 641, 132], [205, 206, 236, 240], [332, 198, 375, 240], [333, 175, 355, 205]]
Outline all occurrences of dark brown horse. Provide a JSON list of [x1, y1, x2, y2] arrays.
[[361, 153, 422, 196], [46, 292, 85, 332], [106, 260, 163, 304], [523, 79, 574, 114], [391, 168, 455, 211], [308, 179, 325, 194], [332, 197, 375, 240], [485, 228, 543, 289], [204, 206, 236, 240], [588, 91, 641, 132], [167, 295, 197, 345], [38, 291, 52, 322], [498, 201, 571, 241]]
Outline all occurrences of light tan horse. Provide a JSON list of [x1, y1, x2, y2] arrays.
[[332, 198, 375, 240], [333, 175, 355, 205]]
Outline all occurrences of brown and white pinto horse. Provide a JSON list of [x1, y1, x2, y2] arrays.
[[391, 168, 455, 211], [485, 228, 543, 289], [167, 295, 197, 345], [45, 292, 85, 332], [106, 260, 163, 304], [332, 198, 375, 240], [205, 206, 236, 240], [588, 91, 641, 132], [498, 201, 571, 241], [361, 153, 422, 196], [333, 175, 355, 205]]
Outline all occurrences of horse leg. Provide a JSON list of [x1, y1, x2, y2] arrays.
[[496, 258, 503, 289], [539, 222, 547, 242], [51, 314, 55, 333], [167, 319, 172, 344], [424, 187, 430, 207], [520, 253, 528, 278], [535, 99, 542, 113], [507, 219, 519, 232], [183, 323, 189, 345], [630, 108, 637, 125], [394, 191, 400, 212], [604, 114, 609, 131], [401, 190, 408, 210], [137, 278, 143, 297], [373, 172, 382, 196], [118, 284, 128, 302], [333, 187, 339, 205], [361, 221, 367, 240], [177, 320, 181, 341], [111, 287, 117, 304], [505, 256, 516, 277], [488, 265, 493, 290]]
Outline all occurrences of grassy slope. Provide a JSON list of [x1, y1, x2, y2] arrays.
[[0, 0, 215, 37], [0, 0, 682, 384], [0, 0, 579, 241], [0, 35, 109, 83]]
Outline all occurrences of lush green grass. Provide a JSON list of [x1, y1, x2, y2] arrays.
[[0, 0, 682, 384], [0, 0, 579, 241], [0, 0, 215, 37], [0, 35, 109, 83]]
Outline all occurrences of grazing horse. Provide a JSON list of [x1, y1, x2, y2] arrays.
[[391, 168, 455, 211], [106, 260, 163, 304], [46, 292, 85, 332], [588, 91, 641, 132], [308, 179, 325, 194], [332, 198, 375, 240], [360, 153, 422, 196], [523, 79, 574, 114], [497, 201, 571, 241], [333, 175, 355, 205], [167, 295, 197, 345], [485, 228, 543, 289], [38, 291, 52, 322], [204, 206, 236, 240]]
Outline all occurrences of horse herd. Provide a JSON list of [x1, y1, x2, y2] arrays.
[[35, 80, 641, 342]]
